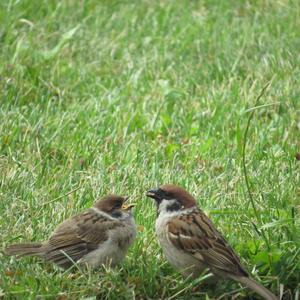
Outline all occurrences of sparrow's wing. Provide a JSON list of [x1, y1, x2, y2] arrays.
[[44, 210, 121, 269], [167, 209, 248, 277]]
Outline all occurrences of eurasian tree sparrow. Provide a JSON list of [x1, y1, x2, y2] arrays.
[[146, 184, 278, 300], [5, 195, 136, 269]]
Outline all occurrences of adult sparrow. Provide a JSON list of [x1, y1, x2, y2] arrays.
[[146, 184, 278, 300], [5, 195, 136, 269]]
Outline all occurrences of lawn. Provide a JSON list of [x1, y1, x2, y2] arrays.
[[0, 0, 299, 299]]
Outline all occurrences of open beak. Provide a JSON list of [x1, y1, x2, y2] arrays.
[[121, 203, 135, 211], [121, 197, 135, 211]]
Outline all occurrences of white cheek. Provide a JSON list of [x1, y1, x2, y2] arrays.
[[158, 199, 172, 213]]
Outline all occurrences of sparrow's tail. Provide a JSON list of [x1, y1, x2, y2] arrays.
[[4, 242, 44, 257], [231, 275, 278, 300]]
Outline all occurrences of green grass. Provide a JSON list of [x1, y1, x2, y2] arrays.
[[0, 0, 299, 299]]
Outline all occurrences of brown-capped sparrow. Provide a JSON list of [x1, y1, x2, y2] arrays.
[[5, 195, 136, 269], [146, 184, 278, 300]]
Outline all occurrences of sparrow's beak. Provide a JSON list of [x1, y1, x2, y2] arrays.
[[146, 188, 161, 200], [122, 198, 135, 211], [121, 203, 135, 211]]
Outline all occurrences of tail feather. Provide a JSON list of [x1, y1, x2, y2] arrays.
[[232, 275, 278, 300], [4, 243, 44, 257]]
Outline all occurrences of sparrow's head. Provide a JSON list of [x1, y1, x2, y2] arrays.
[[146, 184, 196, 213], [94, 195, 135, 218]]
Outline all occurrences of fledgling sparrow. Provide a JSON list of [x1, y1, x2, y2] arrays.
[[146, 184, 278, 300], [5, 195, 136, 269]]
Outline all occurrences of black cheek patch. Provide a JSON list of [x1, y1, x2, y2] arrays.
[[166, 201, 182, 212], [111, 211, 122, 218]]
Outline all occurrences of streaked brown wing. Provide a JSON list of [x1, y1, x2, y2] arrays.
[[44, 210, 121, 269], [167, 209, 248, 277]]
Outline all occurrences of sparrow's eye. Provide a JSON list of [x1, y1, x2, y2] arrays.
[[164, 192, 172, 199], [113, 199, 123, 209]]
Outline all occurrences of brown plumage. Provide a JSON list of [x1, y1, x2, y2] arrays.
[[5, 195, 136, 269], [147, 184, 278, 300]]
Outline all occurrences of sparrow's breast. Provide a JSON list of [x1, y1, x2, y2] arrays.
[[81, 216, 136, 268], [155, 212, 205, 278], [115, 216, 137, 250]]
